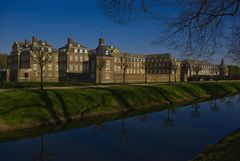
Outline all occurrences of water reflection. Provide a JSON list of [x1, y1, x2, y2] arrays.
[[94, 123, 107, 135], [163, 108, 175, 128], [34, 136, 54, 161], [225, 96, 234, 107], [208, 99, 219, 112], [0, 94, 240, 161], [139, 114, 150, 123], [190, 103, 202, 119], [117, 119, 128, 143]]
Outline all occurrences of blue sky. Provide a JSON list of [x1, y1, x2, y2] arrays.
[[0, 0, 231, 64]]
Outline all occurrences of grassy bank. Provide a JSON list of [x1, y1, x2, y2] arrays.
[[0, 81, 240, 132], [191, 129, 240, 161]]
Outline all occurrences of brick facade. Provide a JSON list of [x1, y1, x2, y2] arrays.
[[7, 37, 227, 83]]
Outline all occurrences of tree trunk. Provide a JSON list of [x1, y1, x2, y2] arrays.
[[98, 69, 101, 84], [40, 67, 43, 90], [168, 73, 171, 84], [123, 69, 126, 85], [174, 72, 177, 83], [145, 73, 147, 83]]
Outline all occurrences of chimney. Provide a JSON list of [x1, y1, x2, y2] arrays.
[[68, 38, 73, 45], [99, 38, 105, 46], [32, 36, 37, 45], [25, 39, 29, 46], [45, 40, 49, 46]]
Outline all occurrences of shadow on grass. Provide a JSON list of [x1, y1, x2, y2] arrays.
[[30, 90, 61, 123], [50, 90, 70, 121], [101, 88, 134, 111], [142, 86, 172, 103], [80, 95, 100, 120]]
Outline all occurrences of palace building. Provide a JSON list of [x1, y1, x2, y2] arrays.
[[6, 36, 228, 83], [58, 38, 90, 82], [7, 36, 58, 82]]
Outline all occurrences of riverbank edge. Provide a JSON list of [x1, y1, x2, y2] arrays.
[[0, 82, 240, 133], [190, 128, 240, 161]]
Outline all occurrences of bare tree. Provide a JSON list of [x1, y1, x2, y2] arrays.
[[0, 54, 7, 83], [168, 58, 178, 84], [31, 48, 52, 90], [142, 61, 149, 83], [98, 0, 240, 61], [172, 62, 178, 83], [228, 19, 240, 63], [192, 64, 203, 81], [210, 66, 219, 81], [116, 53, 131, 85], [96, 56, 106, 84]]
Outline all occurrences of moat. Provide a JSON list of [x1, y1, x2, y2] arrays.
[[0, 94, 240, 161]]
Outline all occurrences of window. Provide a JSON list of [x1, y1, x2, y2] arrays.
[[48, 72, 52, 77], [118, 66, 121, 71], [106, 50, 109, 55], [74, 48, 78, 53], [84, 56, 89, 61], [48, 48, 52, 52], [74, 64, 78, 71], [74, 55, 78, 61], [114, 57, 117, 63], [105, 74, 110, 79], [84, 64, 89, 71], [106, 60, 110, 71], [84, 50, 88, 54], [69, 55, 73, 61], [43, 65, 45, 70], [80, 49, 83, 53], [55, 55, 58, 61], [33, 72, 37, 77], [80, 56, 83, 61], [79, 65, 83, 71], [48, 64, 52, 71], [33, 64, 37, 71], [24, 72, 28, 78], [55, 65, 59, 71], [69, 65, 73, 71]]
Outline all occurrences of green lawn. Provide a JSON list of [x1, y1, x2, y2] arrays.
[[191, 129, 240, 161], [0, 81, 240, 131], [0, 81, 93, 89]]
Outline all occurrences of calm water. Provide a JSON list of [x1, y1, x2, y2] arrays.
[[0, 95, 240, 161]]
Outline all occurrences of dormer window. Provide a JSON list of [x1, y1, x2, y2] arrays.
[[48, 48, 52, 52], [80, 49, 83, 53], [74, 49, 78, 53], [84, 50, 88, 54]]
